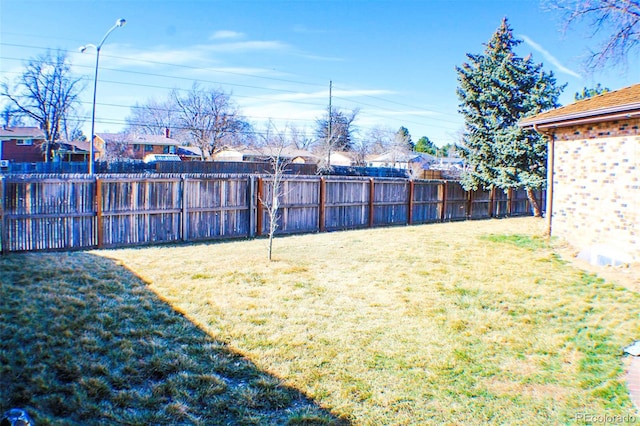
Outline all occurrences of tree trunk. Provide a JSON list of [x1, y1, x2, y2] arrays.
[[526, 187, 541, 217], [44, 141, 51, 162]]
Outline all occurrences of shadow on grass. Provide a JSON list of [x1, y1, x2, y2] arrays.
[[0, 252, 349, 425]]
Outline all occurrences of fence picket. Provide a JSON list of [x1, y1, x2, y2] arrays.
[[0, 174, 541, 253]]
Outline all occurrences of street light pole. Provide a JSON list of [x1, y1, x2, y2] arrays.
[[80, 18, 126, 175], [87, 47, 101, 175]]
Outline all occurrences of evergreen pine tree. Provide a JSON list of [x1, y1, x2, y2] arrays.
[[456, 18, 564, 216], [574, 84, 610, 100]]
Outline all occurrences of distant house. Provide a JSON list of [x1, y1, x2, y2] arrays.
[[214, 148, 245, 162], [54, 140, 90, 162], [520, 83, 639, 265], [95, 132, 181, 161], [428, 156, 466, 179], [367, 152, 435, 170], [429, 156, 465, 171], [215, 146, 318, 164], [177, 145, 203, 161], [143, 153, 181, 163], [0, 127, 46, 163], [325, 151, 355, 167]]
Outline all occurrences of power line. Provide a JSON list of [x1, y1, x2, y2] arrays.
[[0, 41, 463, 139], [0, 42, 461, 119], [2, 66, 461, 134], [0, 42, 325, 88], [3, 40, 451, 118], [0, 53, 320, 96]]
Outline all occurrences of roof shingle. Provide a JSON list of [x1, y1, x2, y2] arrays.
[[0, 127, 45, 139], [520, 83, 640, 127]]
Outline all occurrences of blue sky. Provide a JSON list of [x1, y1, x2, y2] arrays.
[[1, 0, 638, 147]]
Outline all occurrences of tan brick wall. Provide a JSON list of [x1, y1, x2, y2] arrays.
[[551, 118, 639, 263]]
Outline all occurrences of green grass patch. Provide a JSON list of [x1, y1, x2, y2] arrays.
[[2, 217, 639, 424], [480, 233, 549, 250]]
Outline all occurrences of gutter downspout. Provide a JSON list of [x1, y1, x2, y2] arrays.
[[539, 124, 555, 237]]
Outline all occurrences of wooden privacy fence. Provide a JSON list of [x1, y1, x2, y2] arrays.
[[0, 174, 543, 253]]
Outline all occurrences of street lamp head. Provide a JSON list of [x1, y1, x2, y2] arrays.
[[116, 18, 126, 27], [79, 43, 97, 53]]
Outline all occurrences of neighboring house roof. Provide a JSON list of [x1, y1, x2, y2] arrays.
[[520, 83, 640, 130], [177, 145, 202, 158], [433, 157, 464, 165], [215, 146, 318, 162], [322, 151, 354, 166], [256, 146, 317, 161], [324, 151, 356, 160], [61, 140, 91, 152], [0, 127, 45, 140], [214, 148, 245, 161], [329, 150, 356, 159], [368, 152, 435, 164], [96, 133, 180, 146], [430, 157, 465, 170]]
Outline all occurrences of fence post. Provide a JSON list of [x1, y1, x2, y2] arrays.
[[407, 180, 414, 225], [489, 187, 495, 218], [440, 181, 448, 222], [319, 177, 326, 232], [256, 177, 264, 236], [182, 175, 189, 242], [95, 177, 103, 248], [1, 177, 6, 255], [248, 176, 256, 238], [467, 189, 473, 219], [507, 188, 514, 216], [144, 179, 151, 239], [369, 178, 375, 228]]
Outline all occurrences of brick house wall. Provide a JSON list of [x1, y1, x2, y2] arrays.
[[1, 138, 45, 162], [550, 117, 639, 263], [95, 134, 179, 161], [127, 144, 172, 159]]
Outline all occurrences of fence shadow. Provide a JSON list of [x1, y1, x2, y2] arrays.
[[0, 252, 349, 425]]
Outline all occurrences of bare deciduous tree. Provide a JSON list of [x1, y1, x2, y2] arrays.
[[126, 97, 178, 136], [549, 0, 640, 69], [289, 126, 315, 150], [350, 138, 371, 167], [125, 92, 253, 151], [102, 133, 130, 162], [61, 115, 87, 142], [407, 163, 425, 180], [259, 121, 293, 261], [365, 126, 415, 168], [388, 126, 415, 168], [366, 126, 394, 155], [228, 119, 258, 147], [315, 107, 359, 171], [172, 83, 241, 160], [1, 105, 25, 127], [0, 50, 83, 161]]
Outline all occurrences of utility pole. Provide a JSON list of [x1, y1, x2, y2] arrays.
[[327, 80, 332, 167]]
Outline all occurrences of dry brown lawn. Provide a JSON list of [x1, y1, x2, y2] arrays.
[[2, 217, 639, 425]]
